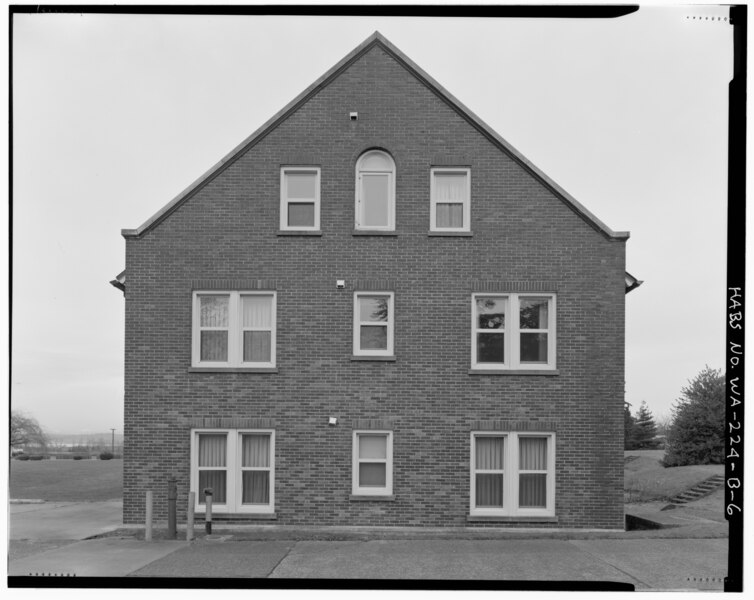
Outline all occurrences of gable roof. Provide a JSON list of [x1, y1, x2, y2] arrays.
[[122, 31, 629, 241]]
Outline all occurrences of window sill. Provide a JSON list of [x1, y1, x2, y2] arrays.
[[350, 494, 396, 502], [351, 355, 396, 362], [468, 369, 559, 376], [467, 515, 557, 523], [277, 230, 322, 236], [428, 231, 473, 237], [352, 230, 398, 236], [189, 367, 279, 374]]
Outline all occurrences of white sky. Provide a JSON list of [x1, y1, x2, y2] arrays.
[[10, 5, 733, 433]]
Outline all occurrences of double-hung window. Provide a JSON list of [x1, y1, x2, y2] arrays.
[[471, 293, 555, 370], [352, 430, 393, 496], [355, 150, 395, 231], [430, 168, 470, 232], [353, 292, 394, 357], [191, 429, 275, 514], [470, 432, 555, 517], [280, 167, 320, 231], [192, 291, 276, 368]]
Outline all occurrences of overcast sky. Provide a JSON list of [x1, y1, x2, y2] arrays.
[[11, 6, 732, 433]]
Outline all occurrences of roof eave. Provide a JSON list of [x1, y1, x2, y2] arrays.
[[625, 271, 643, 294]]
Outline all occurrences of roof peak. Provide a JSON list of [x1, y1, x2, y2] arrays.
[[122, 32, 628, 241]]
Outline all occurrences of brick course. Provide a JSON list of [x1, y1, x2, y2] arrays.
[[121, 41, 627, 529]]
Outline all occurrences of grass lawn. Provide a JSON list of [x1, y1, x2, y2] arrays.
[[624, 450, 723, 503], [10, 458, 122, 501]]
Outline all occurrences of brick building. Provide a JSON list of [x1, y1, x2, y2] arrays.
[[112, 32, 640, 529]]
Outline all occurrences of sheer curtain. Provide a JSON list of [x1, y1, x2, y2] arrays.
[[242, 296, 272, 362], [200, 296, 229, 361], [435, 173, 466, 228], [519, 437, 547, 508], [198, 434, 227, 503], [242, 434, 270, 504], [475, 437, 504, 507]]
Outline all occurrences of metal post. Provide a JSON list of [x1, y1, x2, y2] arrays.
[[110, 428, 115, 455], [187, 491, 195, 541], [167, 477, 177, 539], [145, 491, 153, 542], [204, 488, 213, 535]]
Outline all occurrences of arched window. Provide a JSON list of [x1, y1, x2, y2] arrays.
[[355, 150, 395, 231]]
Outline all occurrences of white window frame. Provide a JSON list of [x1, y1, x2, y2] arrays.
[[192, 291, 276, 368], [471, 293, 556, 370], [430, 167, 470, 232], [353, 291, 395, 357], [355, 150, 396, 231], [470, 431, 555, 517], [352, 430, 393, 496], [190, 428, 275, 514], [280, 167, 321, 231]]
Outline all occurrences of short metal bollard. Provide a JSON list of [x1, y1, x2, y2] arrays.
[[187, 491, 195, 541], [167, 477, 177, 539], [145, 490, 153, 542], [203, 488, 213, 535]]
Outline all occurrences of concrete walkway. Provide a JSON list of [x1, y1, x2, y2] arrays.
[[10, 500, 124, 541], [126, 536, 726, 589], [8, 538, 186, 577], [7, 499, 728, 589]]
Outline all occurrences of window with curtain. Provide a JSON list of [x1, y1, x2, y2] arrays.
[[352, 431, 393, 496], [431, 168, 470, 231], [192, 291, 276, 368], [353, 292, 394, 356], [355, 150, 395, 230], [471, 432, 554, 516], [280, 167, 320, 230], [192, 429, 275, 514], [197, 433, 227, 504], [471, 293, 555, 370]]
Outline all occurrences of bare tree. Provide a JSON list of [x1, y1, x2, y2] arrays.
[[10, 411, 48, 449]]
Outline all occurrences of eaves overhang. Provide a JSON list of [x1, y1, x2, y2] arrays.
[[110, 269, 126, 294], [625, 271, 643, 294], [122, 31, 630, 242]]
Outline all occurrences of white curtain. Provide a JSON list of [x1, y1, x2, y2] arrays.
[[199, 434, 226, 467], [435, 173, 466, 202], [242, 434, 271, 504], [242, 435, 270, 467], [242, 296, 272, 328], [200, 296, 229, 327], [435, 173, 465, 228], [519, 437, 547, 508], [198, 434, 227, 504], [476, 437, 504, 469], [475, 437, 504, 507]]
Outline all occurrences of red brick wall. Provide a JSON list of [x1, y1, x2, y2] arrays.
[[122, 45, 627, 529]]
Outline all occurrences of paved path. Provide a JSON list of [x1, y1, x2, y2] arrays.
[[10, 500, 123, 541], [7, 500, 728, 589], [125, 537, 726, 589], [9, 538, 186, 577]]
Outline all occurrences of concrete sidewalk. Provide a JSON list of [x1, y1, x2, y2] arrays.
[[8, 537, 186, 577], [10, 535, 724, 589], [10, 500, 123, 541]]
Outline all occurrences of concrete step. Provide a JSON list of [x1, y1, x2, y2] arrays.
[[666, 474, 724, 505]]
